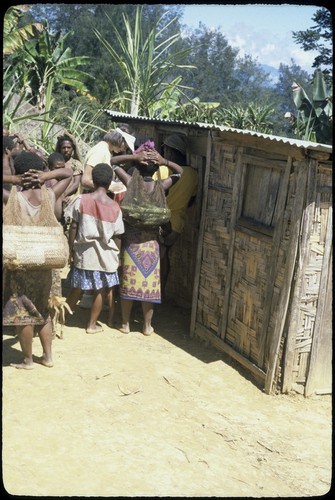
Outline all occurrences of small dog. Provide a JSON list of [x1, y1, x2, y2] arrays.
[[48, 296, 73, 339]]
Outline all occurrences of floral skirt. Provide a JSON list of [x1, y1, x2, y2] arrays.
[[119, 228, 161, 303], [67, 266, 119, 290]]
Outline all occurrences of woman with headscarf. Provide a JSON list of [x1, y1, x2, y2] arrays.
[[112, 141, 183, 336]]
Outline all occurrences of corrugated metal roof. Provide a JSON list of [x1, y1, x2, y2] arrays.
[[104, 109, 332, 154]]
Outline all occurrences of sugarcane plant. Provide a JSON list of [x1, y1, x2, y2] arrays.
[[94, 5, 195, 117]]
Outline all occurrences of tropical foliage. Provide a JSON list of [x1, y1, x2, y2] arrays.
[[3, 4, 44, 56], [292, 7, 332, 77], [94, 6, 194, 116], [291, 70, 332, 143], [3, 4, 333, 148]]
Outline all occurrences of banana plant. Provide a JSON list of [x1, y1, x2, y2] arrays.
[[3, 5, 44, 56], [10, 23, 93, 111], [292, 69, 332, 144], [5, 20, 95, 151]]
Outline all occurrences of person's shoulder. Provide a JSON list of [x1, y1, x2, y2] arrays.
[[68, 158, 83, 172], [86, 141, 103, 154], [67, 157, 82, 166], [81, 192, 91, 200], [107, 197, 122, 210]]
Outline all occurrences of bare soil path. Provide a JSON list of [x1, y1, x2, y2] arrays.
[[2, 292, 331, 497]]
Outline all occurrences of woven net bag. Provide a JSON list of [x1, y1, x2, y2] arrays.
[[3, 185, 69, 270], [121, 168, 171, 228]]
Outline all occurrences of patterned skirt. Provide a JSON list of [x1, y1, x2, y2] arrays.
[[68, 266, 119, 290], [3, 268, 53, 326], [119, 227, 161, 303]]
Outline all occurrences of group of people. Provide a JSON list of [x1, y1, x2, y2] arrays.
[[3, 125, 198, 370]]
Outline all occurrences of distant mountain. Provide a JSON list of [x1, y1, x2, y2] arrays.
[[261, 64, 280, 85]]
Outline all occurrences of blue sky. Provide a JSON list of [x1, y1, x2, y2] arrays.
[[179, 4, 325, 72]]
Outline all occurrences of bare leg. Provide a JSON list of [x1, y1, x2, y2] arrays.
[[106, 287, 115, 327], [141, 301, 154, 336], [86, 289, 104, 333], [35, 321, 54, 367], [66, 287, 83, 312], [10, 325, 34, 369], [120, 298, 133, 333]]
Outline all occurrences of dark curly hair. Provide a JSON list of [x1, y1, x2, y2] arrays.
[[92, 163, 114, 188], [13, 151, 46, 174], [3, 136, 15, 152], [55, 133, 81, 161], [48, 152, 65, 169]]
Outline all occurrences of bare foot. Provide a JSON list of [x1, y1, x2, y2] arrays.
[[35, 356, 54, 368], [86, 326, 104, 334], [10, 362, 34, 370], [143, 326, 154, 336], [119, 324, 130, 334]]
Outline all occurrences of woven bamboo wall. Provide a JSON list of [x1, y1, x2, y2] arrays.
[[218, 144, 291, 371], [225, 230, 272, 364], [280, 158, 333, 393], [195, 141, 236, 332]]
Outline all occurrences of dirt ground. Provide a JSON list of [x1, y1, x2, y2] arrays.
[[2, 274, 332, 497]]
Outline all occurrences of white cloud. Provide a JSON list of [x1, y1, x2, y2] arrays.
[[225, 24, 316, 72], [181, 16, 320, 73], [180, 5, 322, 72]]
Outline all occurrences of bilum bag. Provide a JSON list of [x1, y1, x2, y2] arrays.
[[120, 168, 171, 229], [3, 185, 69, 270]]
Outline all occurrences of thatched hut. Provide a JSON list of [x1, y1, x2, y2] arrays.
[[105, 111, 332, 397]]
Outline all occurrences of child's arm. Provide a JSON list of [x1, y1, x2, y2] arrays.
[[3, 167, 72, 188], [112, 165, 132, 186], [113, 235, 122, 253], [64, 174, 81, 198], [67, 220, 78, 266]]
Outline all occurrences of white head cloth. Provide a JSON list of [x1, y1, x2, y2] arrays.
[[115, 127, 136, 152]]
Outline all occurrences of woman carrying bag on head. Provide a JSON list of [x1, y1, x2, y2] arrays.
[[113, 140, 183, 336], [3, 151, 72, 369]]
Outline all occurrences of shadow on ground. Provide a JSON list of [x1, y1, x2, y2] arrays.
[[2, 279, 263, 392]]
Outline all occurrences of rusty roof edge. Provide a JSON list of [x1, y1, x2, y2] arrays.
[[104, 110, 332, 153]]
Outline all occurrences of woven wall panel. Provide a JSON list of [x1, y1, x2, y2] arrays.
[[196, 143, 236, 335], [279, 163, 332, 388], [225, 231, 272, 363], [290, 206, 331, 384]]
